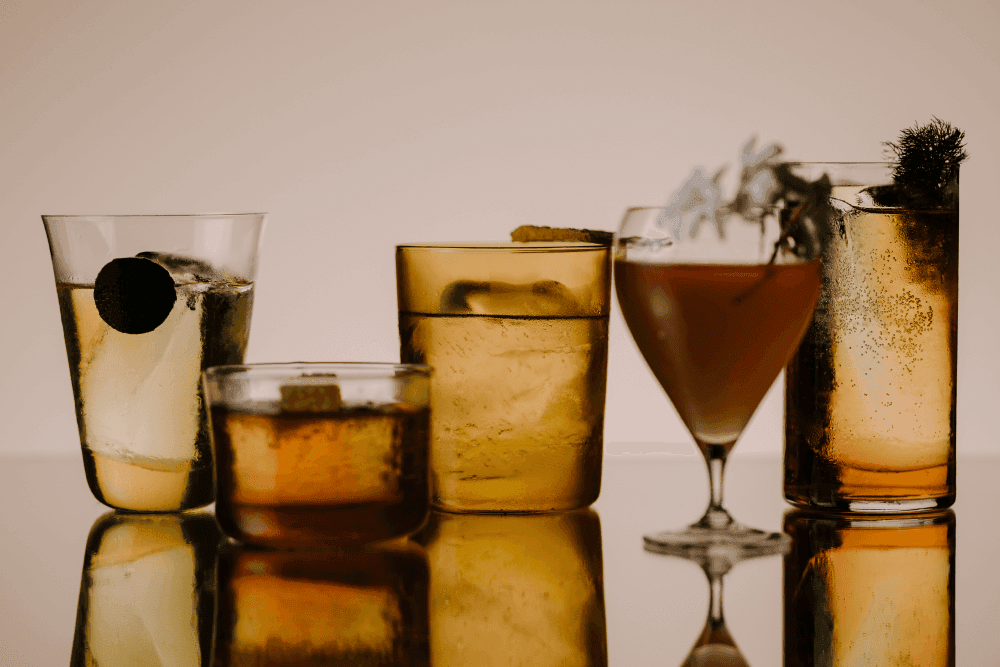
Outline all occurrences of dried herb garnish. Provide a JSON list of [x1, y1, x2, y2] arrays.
[[657, 138, 833, 261], [876, 118, 966, 210]]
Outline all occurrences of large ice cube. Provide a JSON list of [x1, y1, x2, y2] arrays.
[[440, 280, 579, 317], [137, 251, 229, 284], [853, 185, 905, 209], [77, 283, 204, 462]]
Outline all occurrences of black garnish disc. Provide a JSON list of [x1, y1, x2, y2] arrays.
[[94, 257, 177, 334]]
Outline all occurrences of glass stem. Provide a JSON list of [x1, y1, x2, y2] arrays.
[[698, 442, 735, 530], [707, 572, 726, 627]]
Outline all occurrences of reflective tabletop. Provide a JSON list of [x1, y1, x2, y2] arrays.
[[1, 452, 996, 665]]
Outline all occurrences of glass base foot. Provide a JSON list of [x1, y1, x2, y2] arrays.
[[643, 523, 790, 561]]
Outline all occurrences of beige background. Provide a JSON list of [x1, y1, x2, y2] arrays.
[[1, 0, 997, 457]]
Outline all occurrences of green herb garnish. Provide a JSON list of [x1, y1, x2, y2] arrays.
[[876, 118, 967, 210]]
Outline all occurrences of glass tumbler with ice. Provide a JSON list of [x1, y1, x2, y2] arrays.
[[396, 242, 611, 513], [203, 362, 432, 548], [43, 213, 265, 512]]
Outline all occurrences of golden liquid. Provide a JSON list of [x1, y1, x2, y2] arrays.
[[214, 543, 430, 667], [399, 312, 608, 512], [785, 201, 957, 509], [57, 281, 253, 511], [70, 512, 221, 667], [615, 261, 822, 448], [783, 510, 954, 666], [212, 405, 430, 547], [416, 509, 607, 667]]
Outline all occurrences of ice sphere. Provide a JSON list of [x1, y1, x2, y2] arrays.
[[137, 251, 229, 284], [440, 280, 579, 317]]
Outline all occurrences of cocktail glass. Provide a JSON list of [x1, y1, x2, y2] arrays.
[[614, 206, 822, 555], [43, 213, 265, 512], [396, 242, 611, 513]]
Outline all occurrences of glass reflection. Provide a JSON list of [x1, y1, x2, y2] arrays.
[[660, 543, 780, 667], [416, 509, 608, 667], [213, 540, 430, 666], [783, 510, 955, 666], [69, 511, 222, 667]]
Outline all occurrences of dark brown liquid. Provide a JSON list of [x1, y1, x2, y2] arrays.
[[212, 405, 430, 548]]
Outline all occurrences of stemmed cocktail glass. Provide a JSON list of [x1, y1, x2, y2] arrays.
[[614, 176, 826, 556]]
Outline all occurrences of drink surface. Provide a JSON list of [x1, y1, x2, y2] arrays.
[[399, 312, 608, 512], [57, 280, 253, 511], [784, 189, 957, 509], [615, 260, 822, 447], [212, 404, 430, 547]]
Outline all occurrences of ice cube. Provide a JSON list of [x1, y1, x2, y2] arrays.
[[855, 185, 903, 209], [280, 377, 342, 413], [78, 284, 203, 462], [440, 280, 579, 317], [137, 251, 228, 283]]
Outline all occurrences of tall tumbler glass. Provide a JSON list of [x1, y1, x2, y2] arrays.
[[784, 163, 958, 512], [43, 213, 266, 512], [397, 242, 611, 512]]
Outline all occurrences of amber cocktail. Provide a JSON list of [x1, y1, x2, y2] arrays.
[[784, 162, 958, 512], [396, 242, 610, 513]]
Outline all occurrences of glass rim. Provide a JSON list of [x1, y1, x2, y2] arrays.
[[204, 361, 432, 381], [783, 161, 895, 167], [396, 241, 608, 252], [620, 205, 786, 214], [42, 212, 268, 221]]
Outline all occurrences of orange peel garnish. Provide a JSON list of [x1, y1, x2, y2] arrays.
[[510, 225, 613, 246]]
